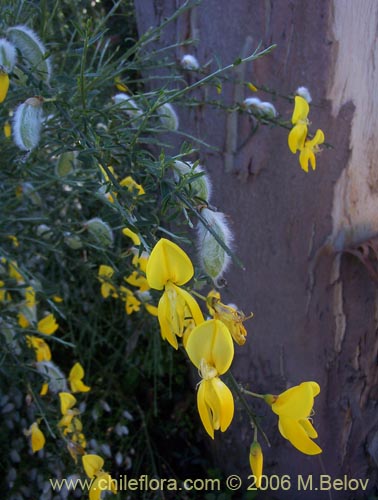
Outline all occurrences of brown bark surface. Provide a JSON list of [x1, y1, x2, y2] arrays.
[[135, 1, 378, 498]]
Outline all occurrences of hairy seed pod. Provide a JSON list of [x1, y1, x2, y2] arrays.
[[36, 361, 68, 394], [157, 103, 179, 131], [174, 160, 212, 203], [0, 38, 17, 72], [7, 25, 52, 83], [113, 93, 143, 118], [13, 97, 43, 151], [85, 218, 114, 248], [197, 208, 233, 282], [180, 54, 200, 70]]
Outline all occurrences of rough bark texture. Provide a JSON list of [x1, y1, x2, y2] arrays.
[[135, 1, 378, 498]]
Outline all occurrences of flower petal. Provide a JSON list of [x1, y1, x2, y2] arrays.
[[185, 319, 234, 374], [82, 454, 104, 479], [299, 418, 318, 439], [37, 313, 58, 335], [197, 380, 214, 439], [288, 123, 308, 153], [174, 285, 204, 326], [0, 72, 9, 103], [210, 376, 234, 432], [59, 392, 77, 415], [249, 441, 263, 488], [157, 291, 179, 349], [291, 96, 309, 124], [279, 416, 322, 455], [271, 382, 316, 419], [146, 238, 194, 290]]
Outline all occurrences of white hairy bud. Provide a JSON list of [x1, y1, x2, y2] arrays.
[[243, 97, 277, 118], [13, 97, 43, 151], [174, 160, 212, 202], [180, 54, 200, 70], [157, 103, 179, 131], [113, 93, 143, 118], [0, 39, 17, 72], [7, 25, 52, 83], [295, 86, 312, 103], [85, 218, 114, 247], [197, 208, 233, 282]]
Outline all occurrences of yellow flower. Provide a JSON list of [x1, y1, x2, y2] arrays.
[[186, 319, 234, 438], [52, 295, 63, 303], [119, 286, 141, 314], [0, 72, 9, 103], [69, 362, 91, 393], [59, 392, 77, 416], [249, 441, 263, 488], [288, 96, 309, 154], [132, 251, 148, 273], [206, 290, 252, 346], [82, 454, 117, 500], [18, 313, 30, 328], [26, 336, 51, 362], [265, 381, 322, 455], [120, 176, 145, 196], [146, 238, 204, 349], [27, 422, 45, 453], [299, 129, 325, 172], [0, 280, 11, 302], [124, 271, 149, 292], [98, 265, 118, 299], [37, 313, 58, 335], [7, 234, 19, 247]]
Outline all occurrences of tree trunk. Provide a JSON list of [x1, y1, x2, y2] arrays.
[[135, 1, 378, 498]]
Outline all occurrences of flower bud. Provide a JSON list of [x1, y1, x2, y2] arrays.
[[36, 361, 68, 394], [249, 441, 263, 488], [243, 97, 277, 118], [56, 151, 78, 177], [7, 25, 51, 83], [197, 208, 232, 282], [174, 160, 212, 202], [85, 218, 114, 248], [113, 93, 143, 118], [0, 39, 17, 72], [295, 86, 312, 103], [157, 103, 179, 131], [13, 97, 43, 151], [180, 54, 200, 70]]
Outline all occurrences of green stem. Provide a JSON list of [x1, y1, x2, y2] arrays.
[[227, 371, 270, 447]]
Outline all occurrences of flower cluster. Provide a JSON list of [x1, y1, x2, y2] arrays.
[[288, 95, 325, 172]]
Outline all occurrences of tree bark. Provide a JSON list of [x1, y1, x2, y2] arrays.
[[135, 1, 378, 498]]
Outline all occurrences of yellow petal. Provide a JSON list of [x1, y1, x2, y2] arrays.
[[59, 392, 77, 415], [308, 128, 325, 148], [146, 238, 194, 290], [145, 303, 158, 316], [288, 123, 307, 153], [271, 382, 317, 419], [40, 383, 49, 396], [82, 454, 104, 479], [279, 416, 322, 455], [124, 271, 149, 292], [27, 336, 51, 362], [291, 96, 309, 124], [98, 265, 114, 279], [175, 285, 204, 326], [122, 228, 141, 246], [69, 362, 91, 393], [197, 380, 214, 439], [299, 418, 318, 439], [30, 422, 45, 452], [37, 314, 58, 335], [90, 472, 116, 500], [299, 147, 312, 172], [249, 441, 263, 488], [157, 289, 180, 349], [0, 73, 9, 103], [210, 376, 234, 431], [4, 121, 11, 138], [185, 319, 234, 375]]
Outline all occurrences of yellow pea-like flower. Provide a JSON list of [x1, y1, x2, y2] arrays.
[[69, 362, 91, 393]]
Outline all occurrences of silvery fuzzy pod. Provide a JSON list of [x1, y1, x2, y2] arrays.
[[85, 218, 114, 247], [56, 151, 78, 177], [36, 361, 68, 394], [157, 103, 179, 131], [174, 160, 212, 203], [243, 97, 277, 118], [180, 54, 200, 70], [7, 25, 52, 83], [295, 86, 312, 103], [13, 97, 43, 151], [113, 93, 143, 118], [197, 208, 233, 282], [0, 39, 17, 72]]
